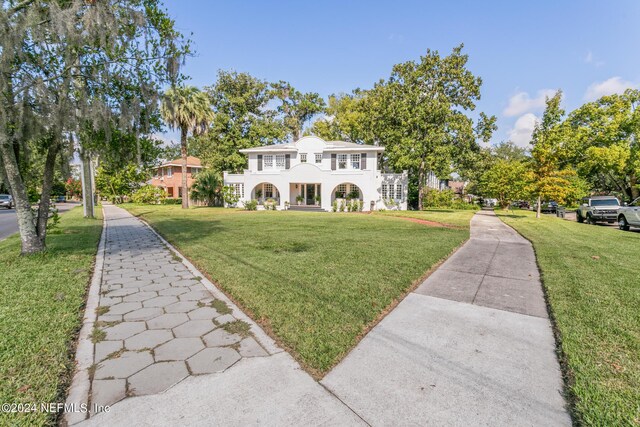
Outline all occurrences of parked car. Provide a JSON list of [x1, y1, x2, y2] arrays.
[[576, 196, 621, 224], [53, 195, 66, 203], [0, 194, 13, 209], [534, 201, 558, 214], [618, 197, 640, 231]]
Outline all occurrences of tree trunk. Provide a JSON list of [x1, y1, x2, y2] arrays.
[[417, 162, 425, 211], [35, 140, 61, 246], [630, 174, 639, 200], [180, 127, 188, 209], [80, 149, 95, 219], [0, 139, 43, 254], [536, 195, 541, 219]]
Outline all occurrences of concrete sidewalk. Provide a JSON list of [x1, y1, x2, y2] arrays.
[[321, 210, 571, 426], [71, 204, 363, 426]]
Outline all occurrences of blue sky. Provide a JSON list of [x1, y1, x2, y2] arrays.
[[162, 0, 640, 147]]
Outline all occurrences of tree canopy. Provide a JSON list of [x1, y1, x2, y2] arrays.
[[0, 0, 188, 253]]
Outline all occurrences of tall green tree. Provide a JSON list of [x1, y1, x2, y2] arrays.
[[0, 0, 187, 254], [309, 91, 374, 143], [191, 71, 285, 174], [564, 90, 640, 201], [161, 86, 213, 208], [479, 159, 531, 209], [367, 45, 496, 209], [271, 81, 326, 141], [530, 91, 587, 217]]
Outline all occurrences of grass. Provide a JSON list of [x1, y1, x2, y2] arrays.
[[124, 204, 469, 375], [0, 207, 102, 426], [495, 210, 640, 426], [374, 208, 478, 228]]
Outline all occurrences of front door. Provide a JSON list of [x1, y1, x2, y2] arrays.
[[306, 184, 315, 205]]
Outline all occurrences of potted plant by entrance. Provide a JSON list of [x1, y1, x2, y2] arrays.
[[314, 195, 321, 206], [296, 194, 304, 205]]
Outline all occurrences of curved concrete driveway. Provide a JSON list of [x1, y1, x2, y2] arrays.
[[322, 210, 571, 426]]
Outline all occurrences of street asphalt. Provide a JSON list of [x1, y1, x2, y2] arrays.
[[0, 202, 80, 241]]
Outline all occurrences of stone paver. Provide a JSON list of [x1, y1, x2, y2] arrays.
[[128, 362, 189, 395], [154, 338, 204, 361], [202, 328, 242, 347], [91, 379, 126, 410], [124, 330, 173, 351], [186, 347, 241, 374], [87, 204, 271, 417], [172, 319, 216, 338], [94, 351, 153, 379]]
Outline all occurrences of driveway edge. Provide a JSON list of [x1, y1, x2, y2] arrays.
[[64, 206, 106, 426]]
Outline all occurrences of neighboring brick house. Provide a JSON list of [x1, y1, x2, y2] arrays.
[[150, 156, 203, 198]]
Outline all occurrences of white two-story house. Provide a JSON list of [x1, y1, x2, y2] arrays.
[[223, 136, 408, 211]]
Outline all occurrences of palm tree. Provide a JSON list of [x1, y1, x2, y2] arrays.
[[161, 86, 214, 208]]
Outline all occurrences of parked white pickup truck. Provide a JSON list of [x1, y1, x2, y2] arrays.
[[618, 197, 640, 231]]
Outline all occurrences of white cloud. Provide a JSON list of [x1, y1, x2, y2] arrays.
[[503, 89, 556, 117], [507, 113, 538, 148], [584, 77, 637, 101], [584, 51, 604, 67]]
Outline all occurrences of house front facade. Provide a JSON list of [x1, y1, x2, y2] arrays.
[[223, 136, 408, 211], [150, 156, 203, 198]]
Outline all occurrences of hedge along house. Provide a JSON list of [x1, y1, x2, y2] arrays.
[[223, 136, 408, 211]]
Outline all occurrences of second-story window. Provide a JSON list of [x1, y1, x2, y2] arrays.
[[264, 155, 273, 169], [275, 154, 285, 169], [338, 154, 348, 169], [382, 183, 388, 199], [300, 153, 307, 163], [315, 153, 322, 164], [167, 167, 173, 178], [351, 154, 361, 169]]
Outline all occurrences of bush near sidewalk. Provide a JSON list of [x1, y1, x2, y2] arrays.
[[496, 210, 640, 426], [0, 207, 103, 426]]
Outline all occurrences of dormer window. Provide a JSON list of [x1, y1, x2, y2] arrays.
[[300, 153, 307, 163], [275, 154, 285, 169]]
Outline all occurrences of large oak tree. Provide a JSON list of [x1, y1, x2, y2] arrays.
[[0, 0, 187, 253]]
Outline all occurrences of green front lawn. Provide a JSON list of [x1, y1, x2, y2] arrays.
[[496, 210, 640, 426], [123, 205, 469, 375], [374, 208, 478, 228], [0, 207, 103, 426]]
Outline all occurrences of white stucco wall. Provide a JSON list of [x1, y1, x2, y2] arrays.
[[223, 136, 408, 211]]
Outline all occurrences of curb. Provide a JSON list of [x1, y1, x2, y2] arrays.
[[136, 215, 283, 356], [64, 206, 106, 426]]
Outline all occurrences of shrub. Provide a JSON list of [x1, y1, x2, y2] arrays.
[[339, 200, 346, 212], [222, 185, 240, 207], [131, 185, 167, 204], [423, 189, 478, 210], [190, 170, 223, 207], [161, 198, 182, 205], [332, 200, 338, 212], [244, 199, 258, 211], [264, 198, 277, 210]]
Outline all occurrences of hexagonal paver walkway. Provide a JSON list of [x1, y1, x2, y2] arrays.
[[89, 204, 270, 410]]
